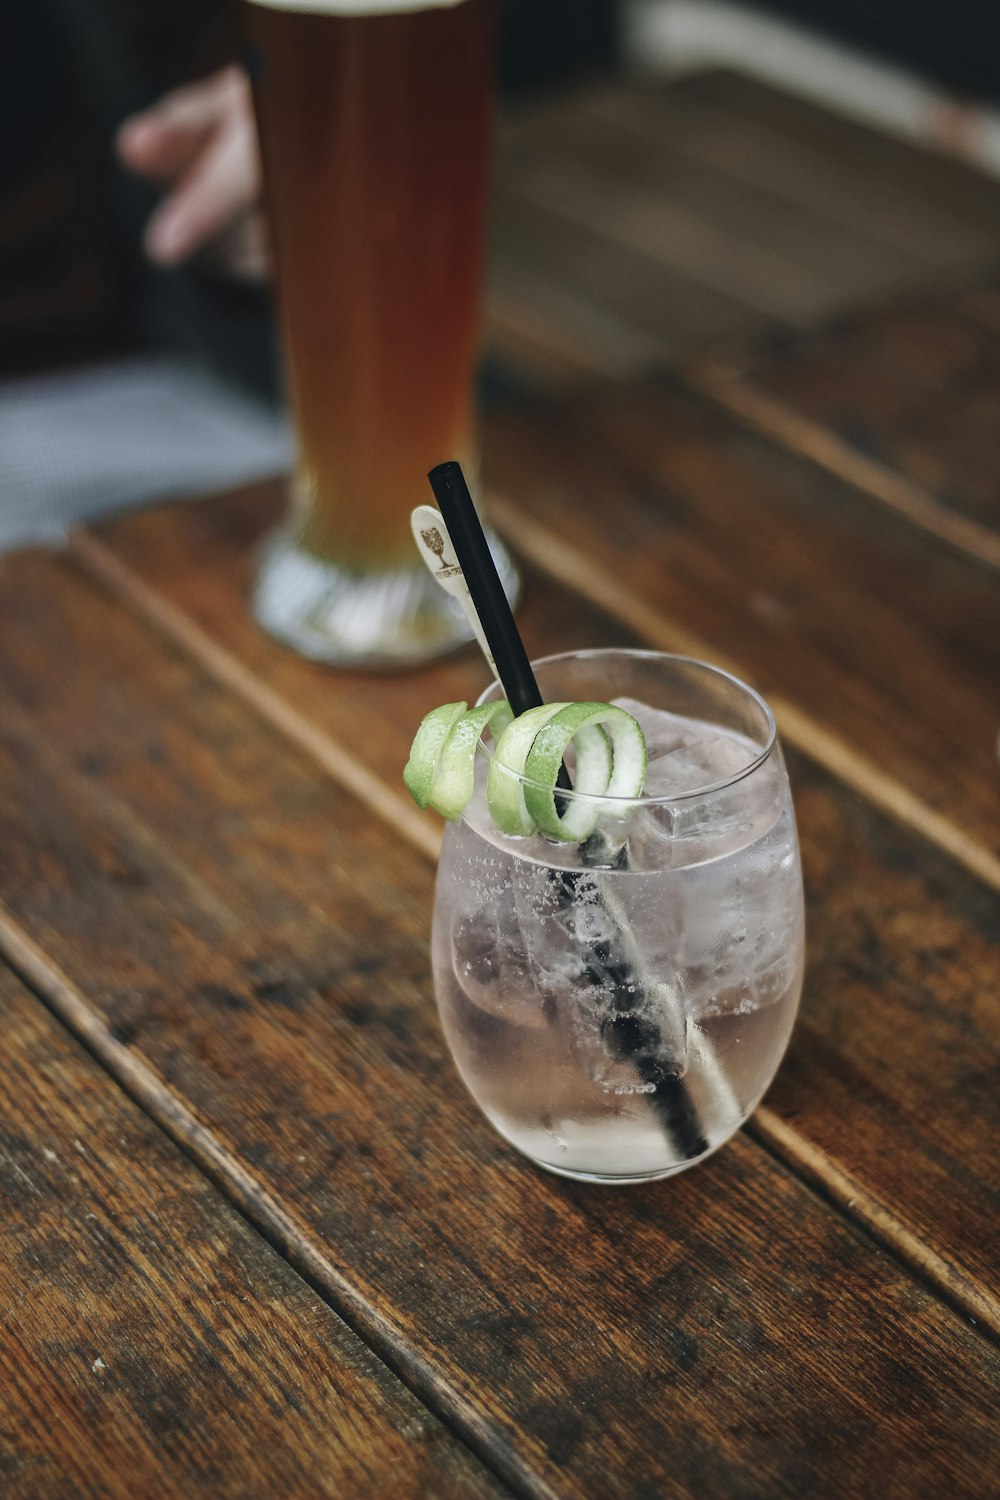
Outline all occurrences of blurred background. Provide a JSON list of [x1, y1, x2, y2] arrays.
[[2, 0, 998, 548]]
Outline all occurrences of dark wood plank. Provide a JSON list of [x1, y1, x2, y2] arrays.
[[487, 72, 1000, 390], [701, 276, 1000, 553], [0, 544, 997, 1500], [83, 486, 1000, 1320], [480, 382, 1000, 870], [633, 72, 1000, 257], [0, 963, 507, 1500], [499, 93, 923, 320], [488, 185, 763, 380]]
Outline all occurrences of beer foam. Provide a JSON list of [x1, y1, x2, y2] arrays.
[[246, 0, 470, 13]]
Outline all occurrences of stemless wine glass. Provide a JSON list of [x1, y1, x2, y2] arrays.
[[244, 0, 517, 664], [432, 649, 805, 1183]]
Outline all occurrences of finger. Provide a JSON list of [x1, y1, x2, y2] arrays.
[[205, 211, 272, 282], [144, 111, 261, 265], [116, 66, 247, 183], [116, 114, 209, 184]]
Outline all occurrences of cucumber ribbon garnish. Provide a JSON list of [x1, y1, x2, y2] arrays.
[[404, 700, 647, 842]]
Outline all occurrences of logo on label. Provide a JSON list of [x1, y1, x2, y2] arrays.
[[420, 526, 462, 579]]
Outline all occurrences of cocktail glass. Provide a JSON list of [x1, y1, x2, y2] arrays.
[[432, 649, 805, 1182]]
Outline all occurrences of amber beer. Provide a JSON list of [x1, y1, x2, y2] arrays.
[[247, 0, 511, 664]]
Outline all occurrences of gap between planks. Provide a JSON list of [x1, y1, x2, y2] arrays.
[[66, 528, 1000, 1340], [481, 497, 1000, 896], [745, 1111, 998, 1339], [68, 534, 441, 866], [0, 911, 550, 1500], [688, 360, 1000, 573], [71, 527, 1000, 894]]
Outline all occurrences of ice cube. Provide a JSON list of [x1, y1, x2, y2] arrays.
[[644, 735, 754, 796], [623, 736, 785, 871], [451, 909, 552, 1029], [673, 809, 804, 1020]]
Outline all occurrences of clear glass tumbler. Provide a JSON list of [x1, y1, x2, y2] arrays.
[[432, 649, 805, 1183], [245, 0, 517, 664]]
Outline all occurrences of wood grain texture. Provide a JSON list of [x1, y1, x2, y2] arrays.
[[489, 186, 761, 379], [0, 963, 507, 1500], [499, 94, 923, 321], [697, 274, 1000, 558], [82, 488, 1000, 1327], [480, 383, 1000, 866], [486, 71, 1000, 391], [485, 490, 1000, 896], [0, 546, 997, 1500], [640, 72, 1000, 256]]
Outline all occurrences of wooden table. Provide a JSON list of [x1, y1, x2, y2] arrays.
[[2, 74, 999, 1499]]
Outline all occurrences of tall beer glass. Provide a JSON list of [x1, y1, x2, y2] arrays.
[[245, 0, 517, 664]]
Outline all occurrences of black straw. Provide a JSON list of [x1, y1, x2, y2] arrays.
[[426, 462, 708, 1163], [429, 463, 541, 713], [428, 462, 571, 793]]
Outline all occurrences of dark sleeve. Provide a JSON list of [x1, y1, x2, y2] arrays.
[[0, 0, 238, 378]]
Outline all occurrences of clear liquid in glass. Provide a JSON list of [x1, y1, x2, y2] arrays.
[[432, 701, 805, 1183]]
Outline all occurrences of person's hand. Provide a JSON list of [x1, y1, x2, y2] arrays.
[[116, 65, 269, 280]]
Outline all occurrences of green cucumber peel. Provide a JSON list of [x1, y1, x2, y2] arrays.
[[427, 700, 513, 820], [404, 697, 648, 841], [487, 702, 569, 835], [523, 701, 648, 841], [403, 701, 467, 809]]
